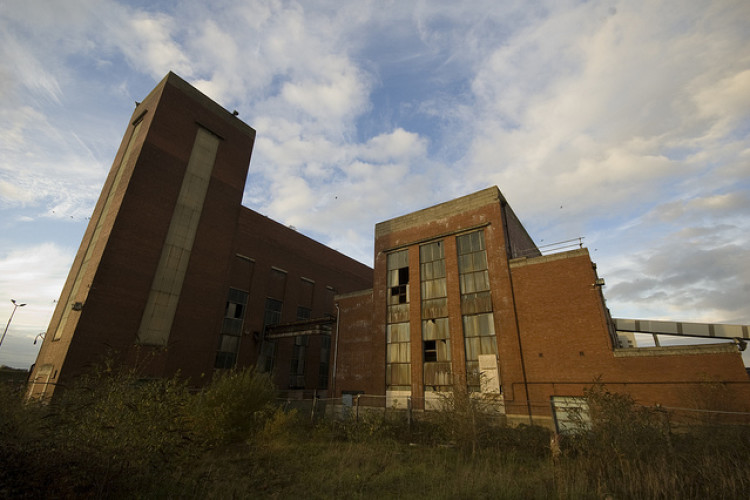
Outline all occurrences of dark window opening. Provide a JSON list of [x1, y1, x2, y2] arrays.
[[297, 306, 311, 320], [398, 267, 409, 285], [391, 284, 408, 303], [424, 340, 437, 362]]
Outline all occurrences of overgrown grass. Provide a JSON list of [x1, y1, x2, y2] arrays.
[[1, 371, 748, 499]]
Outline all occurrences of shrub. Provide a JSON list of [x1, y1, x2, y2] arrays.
[[49, 367, 194, 496], [428, 386, 510, 455], [187, 367, 276, 445]]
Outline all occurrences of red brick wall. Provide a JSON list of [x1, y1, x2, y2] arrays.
[[509, 250, 750, 422], [30, 73, 372, 397], [333, 290, 380, 396]]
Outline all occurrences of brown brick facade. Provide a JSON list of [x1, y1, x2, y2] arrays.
[[28, 74, 749, 427], [335, 187, 749, 426], [28, 73, 372, 399]]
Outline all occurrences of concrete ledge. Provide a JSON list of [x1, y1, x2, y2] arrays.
[[375, 187, 504, 238], [335, 288, 373, 300], [614, 343, 737, 357], [509, 248, 589, 268]]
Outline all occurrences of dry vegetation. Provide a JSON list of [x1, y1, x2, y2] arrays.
[[1, 368, 748, 499]]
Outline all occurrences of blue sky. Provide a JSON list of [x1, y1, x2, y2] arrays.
[[2, 0, 749, 369]]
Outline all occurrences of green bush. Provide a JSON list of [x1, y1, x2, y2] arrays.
[[557, 383, 750, 499], [50, 368, 194, 496], [186, 367, 276, 446]]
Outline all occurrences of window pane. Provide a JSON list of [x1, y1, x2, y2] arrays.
[[399, 363, 411, 384], [480, 336, 498, 354], [218, 335, 240, 353], [465, 337, 480, 360], [388, 343, 410, 363], [436, 339, 451, 361], [387, 250, 408, 270]]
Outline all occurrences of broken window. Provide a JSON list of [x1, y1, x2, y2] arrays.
[[215, 288, 248, 370], [457, 230, 498, 392], [422, 317, 452, 391], [387, 250, 410, 305], [419, 241, 451, 391], [386, 249, 411, 391], [423, 340, 437, 362]]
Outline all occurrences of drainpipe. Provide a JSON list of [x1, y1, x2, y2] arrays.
[[331, 302, 340, 399], [502, 202, 533, 425]]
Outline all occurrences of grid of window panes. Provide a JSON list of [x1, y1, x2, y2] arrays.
[[457, 230, 498, 391], [422, 318, 452, 391], [457, 230, 492, 314], [318, 335, 331, 389], [420, 241, 451, 391], [289, 336, 309, 388], [215, 288, 248, 369], [289, 306, 312, 388], [420, 241, 447, 318], [258, 298, 283, 373], [386, 250, 410, 391]]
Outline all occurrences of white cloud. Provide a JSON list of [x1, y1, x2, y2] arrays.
[[0, 242, 74, 367], [1, 0, 749, 368]]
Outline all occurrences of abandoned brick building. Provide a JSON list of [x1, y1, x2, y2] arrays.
[[27, 73, 372, 399], [28, 73, 750, 428], [331, 187, 750, 427]]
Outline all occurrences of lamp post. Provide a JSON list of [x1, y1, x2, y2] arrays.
[[0, 299, 27, 350]]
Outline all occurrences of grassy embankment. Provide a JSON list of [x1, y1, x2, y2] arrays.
[[2, 367, 748, 499]]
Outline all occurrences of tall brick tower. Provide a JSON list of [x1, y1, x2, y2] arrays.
[[28, 73, 257, 398]]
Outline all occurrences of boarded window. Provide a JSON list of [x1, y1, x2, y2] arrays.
[[551, 396, 590, 434]]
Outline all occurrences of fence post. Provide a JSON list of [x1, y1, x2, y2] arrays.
[[407, 396, 412, 429], [356, 394, 361, 422], [311, 389, 318, 424]]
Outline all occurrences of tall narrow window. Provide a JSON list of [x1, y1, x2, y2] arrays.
[[290, 306, 312, 388], [420, 241, 451, 391], [457, 230, 498, 392], [289, 336, 308, 389], [318, 335, 331, 389], [215, 288, 248, 370], [258, 297, 282, 373], [386, 250, 410, 391]]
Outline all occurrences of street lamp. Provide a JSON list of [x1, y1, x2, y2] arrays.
[[0, 299, 27, 350]]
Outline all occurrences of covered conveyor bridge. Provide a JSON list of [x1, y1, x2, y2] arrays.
[[614, 318, 749, 349]]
